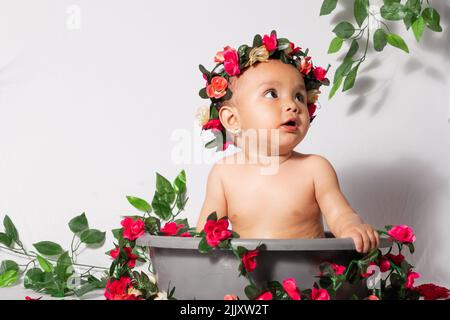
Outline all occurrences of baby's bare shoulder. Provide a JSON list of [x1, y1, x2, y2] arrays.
[[294, 153, 336, 175]]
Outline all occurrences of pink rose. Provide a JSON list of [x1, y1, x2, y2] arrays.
[[405, 271, 420, 289], [313, 66, 327, 81], [366, 295, 380, 300], [223, 47, 240, 76], [299, 56, 313, 75], [388, 225, 416, 243], [202, 119, 223, 133], [282, 278, 301, 300], [206, 76, 228, 99], [214, 45, 232, 63], [161, 222, 185, 236], [109, 246, 138, 268], [263, 33, 277, 51], [204, 219, 232, 247], [331, 263, 346, 275], [242, 250, 259, 272], [256, 291, 273, 300], [311, 287, 330, 300], [224, 294, 239, 300], [121, 217, 145, 241]]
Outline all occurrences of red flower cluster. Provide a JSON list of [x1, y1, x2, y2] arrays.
[[104, 277, 141, 300], [121, 217, 145, 241], [110, 246, 138, 268], [161, 221, 191, 237], [415, 283, 450, 300], [204, 218, 232, 247]]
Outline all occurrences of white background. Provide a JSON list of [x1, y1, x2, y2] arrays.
[[0, 0, 449, 298]]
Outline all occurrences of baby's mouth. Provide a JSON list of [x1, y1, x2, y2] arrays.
[[280, 119, 298, 132]]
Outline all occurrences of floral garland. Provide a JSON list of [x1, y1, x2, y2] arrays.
[[196, 30, 331, 152], [1, 170, 449, 301]]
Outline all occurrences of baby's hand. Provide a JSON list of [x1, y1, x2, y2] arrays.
[[340, 224, 380, 254]]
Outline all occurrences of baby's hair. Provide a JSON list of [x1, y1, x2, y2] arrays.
[[197, 30, 330, 152]]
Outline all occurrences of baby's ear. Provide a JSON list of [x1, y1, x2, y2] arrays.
[[218, 103, 239, 131]]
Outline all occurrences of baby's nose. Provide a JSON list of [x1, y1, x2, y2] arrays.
[[284, 104, 299, 113]]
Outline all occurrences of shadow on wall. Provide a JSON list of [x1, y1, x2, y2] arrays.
[[327, 0, 450, 117]]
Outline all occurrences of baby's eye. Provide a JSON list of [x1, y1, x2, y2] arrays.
[[264, 89, 278, 99], [295, 93, 305, 103]]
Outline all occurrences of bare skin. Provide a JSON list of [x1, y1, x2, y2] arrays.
[[195, 59, 380, 253]]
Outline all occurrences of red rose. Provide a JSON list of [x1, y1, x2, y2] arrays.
[[224, 294, 239, 300], [361, 262, 376, 278], [366, 295, 380, 300], [331, 263, 346, 275], [415, 283, 450, 300], [405, 271, 420, 289], [378, 256, 391, 272], [311, 287, 330, 300], [386, 253, 405, 266], [223, 47, 240, 76], [242, 249, 259, 272], [313, 66, 327, 81], [256, 291, 273, 300], [121, 217, 145, 241], [308, 103, 317, 118], [109, 246, 138, 268], [25, 296, 42, 300], [262, 33, 278, 51], [287, 42, 301, 56], [387, 225, 416, 243], [202, 119, 224, 133], [104, 277, 140, 300], [180, 232, 192, 237], [204, 219, 232, 247], [161, 222, 185, 236], [282, 278, 301, 300]]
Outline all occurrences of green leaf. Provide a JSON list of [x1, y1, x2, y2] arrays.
[[334, 58, 353, 83], [345, 39, 360, 59], [198, 237, 212, 254], [320, 0, 338, 16], [155, 172, 176, 204], [151, 191, 172, 220], [0, 270, 18, 287], [277, 38, 291, 51], [173, 170, 187, 194], [206, 212, 218, 221], [198, 64, 210, 77], [205, 138, 217, 149], [328, 76, 343, 99], [33, 241, 64, 256], [252, 34, 262, 47], [55, 251, 73, 282], [405, 0, 421, 15], [343, 64, 359, 92], [24, 268, 47, 290], [328, 37, 344, 54], [333, 21, 355, 39], [407, 242, 415, 254], [68, 212, 89, 233], [0, 260, 19, 275], [80, 229, 106, 245], [3, 215, 18, 243], [381, 3, 407, 20], [126, 196, 152, 214], [411, 16, 425, 42], [199, 87, 208, 99], [354, 0, 369, 27], [36, 255, 54, 272], [422, 7, 442, 32], [373, 28, 388, 51], [244, 284, 260, 300], [387, 33, 409, 53], [0, 232, 12, 247]]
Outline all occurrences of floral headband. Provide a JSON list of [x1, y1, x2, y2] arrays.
[[196, 30, 330, 151]]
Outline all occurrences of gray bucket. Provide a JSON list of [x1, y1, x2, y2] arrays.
[[136, 232, 391, 300]]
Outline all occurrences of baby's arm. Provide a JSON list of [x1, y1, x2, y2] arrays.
[[195, 163, 228, 233], [312, 155, 379, 253]]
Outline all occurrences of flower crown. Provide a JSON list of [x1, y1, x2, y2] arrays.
[[197, 30, 330, 152]]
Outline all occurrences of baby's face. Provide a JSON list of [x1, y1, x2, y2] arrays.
[[222, 59, 310, 154]]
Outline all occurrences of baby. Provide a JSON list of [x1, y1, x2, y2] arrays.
[[195, 31, 379, 253]]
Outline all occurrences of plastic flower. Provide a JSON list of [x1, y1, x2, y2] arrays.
[[262, 32, 278, 51], [104, 277, 140, 300], [224, 294, 239, 300], [415, 283, 450, 300], [331, 263, 346, 275], [366, 295, 380, 300], [202, 119, 223, 132], [282, 278, 301, 300], [378, 256, 391, 272], [256, 291, 273, 300], [388, 225, 416, 243], [154, 291, 168, 300], [206, 76, 228, 99], [308, 103, 317, 118], [214, 46, 233, 63], [311, 287, 330, 300], [307, 89, 321, 104], [242, 249, 259, 272], [222, 47, 240, 76], [245, 45, 270, 67], [313, 66, 328, 81], [161, 222, 185, 236], [386, 253, 405, 266], [121, 217, 145, 241], [196, 106, 210, 126], [405, 271, 420, 289], [299, 56, 313, 75], [204, 219, 232, 247], [286, 41, 301, 56], [109, 246, 138, 268]]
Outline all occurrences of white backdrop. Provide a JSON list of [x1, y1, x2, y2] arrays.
[[0, 0, 449, 295]]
